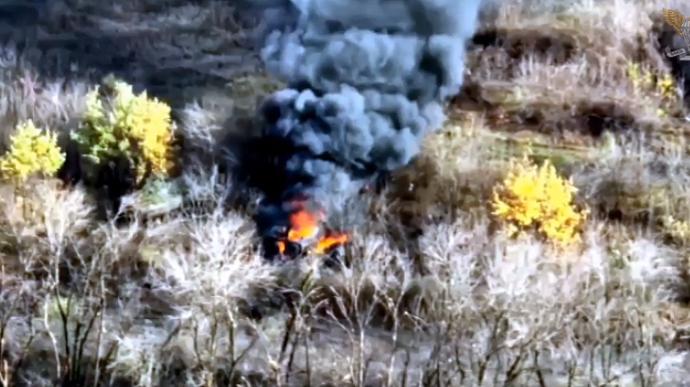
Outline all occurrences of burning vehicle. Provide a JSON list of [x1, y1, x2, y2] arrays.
[[241, 0, 483, 261], [260, 198, 350, 260]]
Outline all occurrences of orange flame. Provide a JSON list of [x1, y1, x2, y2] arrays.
[[287, 207, 324, 240], [275, 202, 349, 256], [314, 230, 349, 255]]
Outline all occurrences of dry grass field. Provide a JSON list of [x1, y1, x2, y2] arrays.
[[4, 0, 690, 386]]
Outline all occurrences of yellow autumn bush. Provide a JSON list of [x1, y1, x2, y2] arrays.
[[490, 154, 588, 246], [71, 77, 175, 186], [0, 120, 65, 182], [626, 62, 678, 117]]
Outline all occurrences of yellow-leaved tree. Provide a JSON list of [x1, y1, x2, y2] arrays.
[[71, 77, 175, 187], [490, 154, 588, 247], [0, 120, 65, 183]]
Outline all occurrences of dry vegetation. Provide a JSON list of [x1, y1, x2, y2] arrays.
[[5, 0, 690, 386]]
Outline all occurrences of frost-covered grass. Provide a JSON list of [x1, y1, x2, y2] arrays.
[[3, 0, 690, 386]]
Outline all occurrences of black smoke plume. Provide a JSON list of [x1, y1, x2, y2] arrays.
[[238, 0, 485, 254]]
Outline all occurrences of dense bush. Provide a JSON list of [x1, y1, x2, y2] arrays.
[[71, 77, 175, 187], [0, 119, 65, 182], [491, 154, 588, 246]]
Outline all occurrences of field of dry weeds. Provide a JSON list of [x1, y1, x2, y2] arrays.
[[4, 0, 690, 386]]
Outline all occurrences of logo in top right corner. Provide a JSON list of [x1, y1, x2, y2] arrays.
[[663, 8, 690, 61]]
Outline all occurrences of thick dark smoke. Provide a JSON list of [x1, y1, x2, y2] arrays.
[[244, 0, 484, 246]]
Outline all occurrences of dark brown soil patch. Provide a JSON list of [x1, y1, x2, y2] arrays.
[[471, 28, 578, 62], [467, 22, 672, 88], [467, 27, 579, 79], [451, 82, 639, 144], [577, 102, 638, 137]]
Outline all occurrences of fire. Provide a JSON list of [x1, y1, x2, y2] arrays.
[[287, 206, 324, 240], [276, 202, 349, 256], [314, 230, 349, 254]]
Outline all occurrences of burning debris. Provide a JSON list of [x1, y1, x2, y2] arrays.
[[258, 198, 350, 261], [277, 201, 349, 256], [243, 0, 484, 260]]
